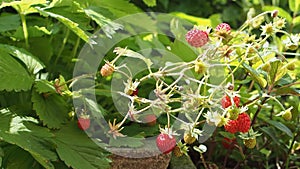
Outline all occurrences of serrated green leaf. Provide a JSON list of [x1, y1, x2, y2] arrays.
[[262, 6, 293, 23], [0, 48, 33, 91], [143, 0, 156, 7], [31, 91, 68, 129], [266, 120, 293, 137], [35, 7, 90, 43], [242, 62, 267, 88], [0, 14, 20, 32], [54, 123, 110, 169], [34, 80, 56, 94], [0, 44, 45, 74], [2, 145, 43, 169], [0, 109, 57, 169]]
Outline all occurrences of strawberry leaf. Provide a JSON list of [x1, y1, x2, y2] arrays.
[[53, 122, 110, 169], [31, 91, 68, 129], [0, 48, 34, 92], [0, 109, 57, 169]]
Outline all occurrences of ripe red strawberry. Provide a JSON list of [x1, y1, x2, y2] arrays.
[[222, 137, 236, 149], [236, 113, 251, 133], [156, 133, 176, 154], [185, 29, 209, 47], [77, 116, 90, 130], [143, 114, 156, 126], [216, 23, 231, 32], [221, 95, 240, 109], [224, 119, 238, 134]]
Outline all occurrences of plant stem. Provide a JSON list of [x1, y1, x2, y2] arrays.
[[200, 153, 209, 169], [284, 128, 300, 168], [20, 12, 29, 49], [55, 28, 70, 65]]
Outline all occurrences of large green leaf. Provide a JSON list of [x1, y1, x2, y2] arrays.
[[0, 48, 33, 91], [2, 145, 43, 169], [0, 14, 20, 32], [0, 44, 45, 74], [35, 7, 90, 43], [53, 123, 111, 169], [31, 91, 68, 129], [0, 109, 57, 169], [34, 79, 56, 94]]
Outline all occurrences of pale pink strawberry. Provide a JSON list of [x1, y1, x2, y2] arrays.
[[185, 29, 209, 47]]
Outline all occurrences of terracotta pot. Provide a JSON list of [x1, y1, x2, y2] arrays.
[[109, 148, 171, 169]]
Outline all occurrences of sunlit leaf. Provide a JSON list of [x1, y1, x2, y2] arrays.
[[0, 44, 45, 74], [35, 7, 90, 43], [54, 123, 110, 169]]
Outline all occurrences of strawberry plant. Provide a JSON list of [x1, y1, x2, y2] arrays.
[[0, 0, 299, 169]]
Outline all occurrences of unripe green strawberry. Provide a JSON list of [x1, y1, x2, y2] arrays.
[[262, 63, 271, 72], [173, 146, 183, 157], [184, 133, 196, 144], [227, 107, 240, 120], [243, 138, 256, 149], [194, 61, 207, 74], [217, 116, 227, 127], [286, 62, 295, 71], [282, 110, 292, 121]]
